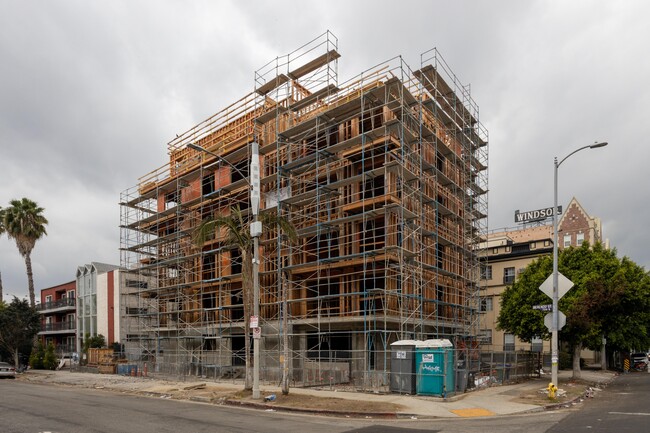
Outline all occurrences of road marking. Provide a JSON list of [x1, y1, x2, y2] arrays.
[[609, 412, 650, 416], [451, 408, 495, 417]]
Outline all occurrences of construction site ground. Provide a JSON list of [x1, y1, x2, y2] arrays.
[[16, 368, 618, 419]]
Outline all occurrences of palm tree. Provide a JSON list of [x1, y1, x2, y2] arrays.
[[0, 206, 4, 303], [0, 206, 5, 302], [2, 198, 48, 307], [194, 205, 296, 391]]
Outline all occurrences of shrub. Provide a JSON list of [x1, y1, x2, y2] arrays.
[[29, 342, 45, 369], [43, 343, 57, 370]]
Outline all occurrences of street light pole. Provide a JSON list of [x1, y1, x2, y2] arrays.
[[552, 141, 607, 387], [250, 142, 261, 400], [188, 142, 262, 399]]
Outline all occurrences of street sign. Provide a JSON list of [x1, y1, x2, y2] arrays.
[[544, 311, 566, 331], [250, 315, 259, 328], [533, 304, 553, 312], [250, 142, 260, 215], [253, 327, 261, 339], [540, 272, 574, 300]]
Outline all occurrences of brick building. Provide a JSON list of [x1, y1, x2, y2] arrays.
[[37, 280, 76, 357]]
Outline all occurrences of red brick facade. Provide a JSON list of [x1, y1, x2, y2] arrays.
[[558, 197, 602, 249]]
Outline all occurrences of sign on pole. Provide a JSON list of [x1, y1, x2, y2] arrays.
[[250, 315, 259, 328], [544, 311, 566, 331], [540, 272, 574, 300], [533, 304, 553, 312], [250, 142, 260, 215]]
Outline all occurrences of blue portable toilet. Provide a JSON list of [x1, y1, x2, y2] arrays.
[[415, 339, 454, 396]]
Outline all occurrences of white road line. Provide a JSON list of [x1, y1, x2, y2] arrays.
[[609, 412, 650, 416]]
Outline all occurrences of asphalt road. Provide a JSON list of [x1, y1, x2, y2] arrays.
[[0, 374, 646, 433], [0, 379, 562, 433], [547, 372, 650, 433]]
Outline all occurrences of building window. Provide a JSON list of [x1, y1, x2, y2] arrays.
[[480, 297, 493, 312], [577, 232, 585, 246], [202, 172, 215, 195], [504, 333, 515, 351], [45, 295, 52, 303], [479, 329, 492, 344], [563, 234, 572, 248], [503, 267, 515, 284], [480, 264, 492, 280], [125, 279, 148, 289], [165, 191, 179, 210]]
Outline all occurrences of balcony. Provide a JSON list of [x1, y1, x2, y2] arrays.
[[39, 321, 76, 334], [49, 344, 76, 355], [37, 298, 76, 313]]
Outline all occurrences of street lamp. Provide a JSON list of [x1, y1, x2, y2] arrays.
[[552, 141, 608, 387], [188, 142, 263, 400]]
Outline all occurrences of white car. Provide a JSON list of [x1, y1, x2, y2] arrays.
[[0, 362, 16, 378]]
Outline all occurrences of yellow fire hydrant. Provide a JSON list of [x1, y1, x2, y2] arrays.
[[547, 382, 558, 399]]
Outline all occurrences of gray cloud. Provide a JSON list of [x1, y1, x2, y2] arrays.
[[1, 0, 648, 300]]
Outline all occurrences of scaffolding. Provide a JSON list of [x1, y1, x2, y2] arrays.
[[119, 31, 488, 388]]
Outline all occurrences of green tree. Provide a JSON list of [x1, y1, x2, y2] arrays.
[[2, 198, 49, 307], [82, 333, 106, 352], [0, 297, 40, 367], [43, 342, 58, 370], [29, 341, 45, 369], [194, 206, 296, 392], [498, 243, 650, 379]]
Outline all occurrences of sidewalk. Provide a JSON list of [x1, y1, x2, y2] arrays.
[[16, 368, 617, 419]]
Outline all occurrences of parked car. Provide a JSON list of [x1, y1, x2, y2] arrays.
[[631, 353, 649, 370], [0, 362, 16, 378]]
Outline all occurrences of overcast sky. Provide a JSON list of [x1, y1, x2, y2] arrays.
[[1, 0, 648, 301]]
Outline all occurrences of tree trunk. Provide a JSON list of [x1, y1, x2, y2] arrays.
[[601, 335, 607, 370], [24, 252, 35, 308], [281, 273, 289, 395], [0, 270, 4, 302], [572, 342, 582, 379], [13, 347, 19, 368]]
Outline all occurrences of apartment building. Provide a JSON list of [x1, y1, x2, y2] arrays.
[[37, 280, 76, 357], [479, 197, 603, 355], [76, 262, 141, 356]]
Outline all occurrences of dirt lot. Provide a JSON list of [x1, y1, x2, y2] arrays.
[[18, 373, 403, 415], [143, 384, 404, 414], [512, 378, 601, 406], [228, 390, 404, 413]]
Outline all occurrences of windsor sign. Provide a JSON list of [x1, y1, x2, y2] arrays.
[[514, 206, 562, 224]]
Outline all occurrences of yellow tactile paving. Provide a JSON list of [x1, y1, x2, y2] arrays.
[[450, 408, 496, 417]]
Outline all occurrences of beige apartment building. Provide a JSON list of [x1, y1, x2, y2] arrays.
[[479, 198, 603, 359]]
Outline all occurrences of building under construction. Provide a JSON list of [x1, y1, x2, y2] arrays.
[[120, 32, 488, 388]]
